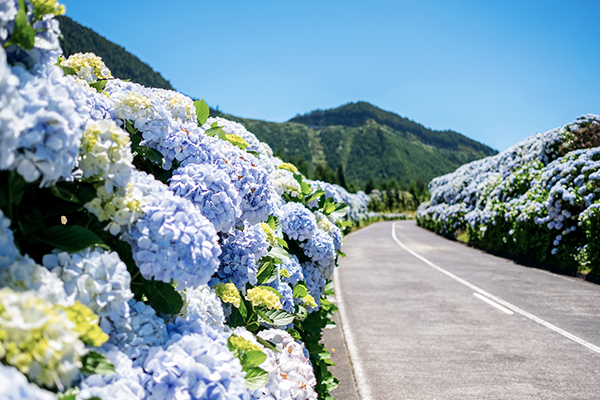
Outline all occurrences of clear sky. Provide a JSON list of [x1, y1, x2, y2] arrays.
[[60, 0, 599, 151]]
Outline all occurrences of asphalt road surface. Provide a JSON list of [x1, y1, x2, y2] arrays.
[[333, 220, 600, 400]]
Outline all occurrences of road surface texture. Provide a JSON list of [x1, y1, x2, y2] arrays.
[[330, 220, 600, 400]]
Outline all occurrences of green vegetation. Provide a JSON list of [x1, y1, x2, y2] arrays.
[[57, 15, 174, 90], [221, 102, 497, 192]]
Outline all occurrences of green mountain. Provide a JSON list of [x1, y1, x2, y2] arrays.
[[221, 102, 497, 188], [56, 15, 174, 90]]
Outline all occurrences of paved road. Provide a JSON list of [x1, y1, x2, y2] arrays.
[[334, 220, 600, 400]]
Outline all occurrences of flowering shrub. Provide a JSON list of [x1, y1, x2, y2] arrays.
[[0, 2, 373, 399], [417, 115, 600, 277]]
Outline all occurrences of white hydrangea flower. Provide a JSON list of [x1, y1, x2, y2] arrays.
[[78, 119, 134, 194], [85, 182, 145, 235], [0, 254, 67, 305], [270, 168, 302, 198], [152, 87, 196, 123], [60, 52, 113, 84], [0, 287, 86, 391]]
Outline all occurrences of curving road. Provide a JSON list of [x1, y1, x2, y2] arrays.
[[331, 220, 600, 400]]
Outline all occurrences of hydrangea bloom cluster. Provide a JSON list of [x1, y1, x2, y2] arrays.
[[214, 222, 269, 289], [418, 115, 600, 274], [144, 333, 249, 400], [279, 202, 318, 241], [0, 287, 87, 390], [0, 47, 23, 170], [0, 210, 18, 270], [246, 286, 283, 310], [85, 182, 144, 235], [0, 364, 56, 400], [170, 162, 242, 232], [169, 285, 229, 339], [300, 228, 336, 279], [123, 171, 221, 289], [43, 248, 134, 333], [60, 52, 113, 84], [78, 119, 134, 193], [270, 168, 302, 198]]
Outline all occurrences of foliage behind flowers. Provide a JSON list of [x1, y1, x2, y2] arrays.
[[417, 115, 600, 277], [0, 2, 371, 399]]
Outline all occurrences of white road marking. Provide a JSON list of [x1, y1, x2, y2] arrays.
[[473, 292, 514, 315], [333, 266, 373, 400], [391, 222, 600, 355]]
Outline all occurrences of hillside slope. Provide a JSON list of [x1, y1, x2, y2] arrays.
[[56, 15, 174, 90], [225, 102, 497, 187]]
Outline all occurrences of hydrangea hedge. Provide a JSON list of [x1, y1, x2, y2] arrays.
[[0, 2, 372, 399], [417, 114, 600, 278]]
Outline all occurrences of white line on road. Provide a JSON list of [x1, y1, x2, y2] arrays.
[[391, 222, 600, 355], [333, 266, 373, 400], [473, 292, 514, 315]]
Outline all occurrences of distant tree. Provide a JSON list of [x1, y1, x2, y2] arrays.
[[313, 164, 337, 184], [336, 163, 347, 189], [364, 177, 375, 194]]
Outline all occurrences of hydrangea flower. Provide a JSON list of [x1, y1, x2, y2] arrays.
[[143, 333, 250, 400], [279, 202, 317, 242], [79, 119, 134, 193], [43, 248, 134, 333], [0, 254, 67, 304], [77, 345, 146, 400], [152, 87, 197, 123], [213, 222, 269, 289], [246, 286, 282, 310], [0, 209, 18, 271], [60, 52, 112, 84], [301, 262, 326, 310], [0, 287, 86, 390], [170, 162, 242, 232], [9, 65, 89, 186], [300, 228, 336, 277], [279, 254, 304, 287], [214, 282, 242, 308], [315, 211, 343, 250], [0, 364, 57, 400], [270, 169, 302, 198], [0, 46, 24, 170], [105, 299, 168, 368], [122, 170, 221, 289], [85, 182, 144, 235]]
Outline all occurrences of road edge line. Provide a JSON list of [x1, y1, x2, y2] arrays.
[[391, 222, 600, 355], [333, 266, 373, 400]]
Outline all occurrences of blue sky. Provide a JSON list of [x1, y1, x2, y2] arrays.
[[60, 0, 599, 151]]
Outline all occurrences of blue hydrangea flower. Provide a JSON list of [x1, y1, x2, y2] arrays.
[[302, 262, 326, 311], [0, 364, 57, 400], [279, 202, 317, 242], [0, 209, 17, 271], [144, 333, 250, 400], [10, 65, 89, 186], [279, 254, 304, 287], [268, 277, 294, 313], [0, 46, 24, 171], [170, 163, 242, 233], [43, 248, 134, 333], [123, 171, 221, 290], [168, 285, 228, 340], [300, 228, 336, 278], [212, 222, 269, 290]]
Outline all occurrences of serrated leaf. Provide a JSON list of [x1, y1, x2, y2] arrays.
[[194, 99, 210, 125], [243, 366, 269, 391], [294, 304, 308, 320], [59, 65, 77, 76], [81, 351, 115, 375], [142, 279, 183, 314], [276, 237, 288, 249], [257, 309, 295, 326], [300, 181, 312, 196], [217, 129, 228, 141], [267, 215, 281, 231], [256, 259, 278, 284], [33, 225, 104, 252], [329, 204, 349, 220], [124, 120, 138, 136], [205, 126, 223, 137], [292, 284, 308, 298], [241, 350, 267, 368]]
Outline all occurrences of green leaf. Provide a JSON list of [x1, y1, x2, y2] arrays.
[[205, 126, 224, 137], [33, 225, 104, 252], [246, 321, 260, 332], [136, 146, 164, 165], [337, 220, 353, 228], [80, 351, 115, 375], [240, 350, 267, 368], [329, 204, 349, 220], [89, 80, 107, 93], [257, 309, 295, 326], [255, 336, 279, 352], [294, 304, 308, 320], [286, 328, 302, 341], [142, 278, 183, 315], [336, 250, 347, 258], [300, 181, 312, 196], [50, 185, 80, 203], [58, 65, 77, 76], [194, 99, 210, 125], [305, 190, 325, 206], [56, 389, 78, 400], [292, 284, 308, 298], [238, 296, 248, 319], [256, 259, 278, 284], [4, 0, 35, 50], [268, 246, 289, 261], [217, 129, 228, 141], [276, 237, 288, 249], [124, 120, 138, 136], [243, 366, 269, 391], [247, 151, 261, 157], [267, 215, 281, 231], [8, 170, 28, 207], [17, 207, 45, 235]]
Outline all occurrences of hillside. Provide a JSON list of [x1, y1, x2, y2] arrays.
[[223, 102, 497, 188], [56, 15, 174, 90]]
